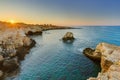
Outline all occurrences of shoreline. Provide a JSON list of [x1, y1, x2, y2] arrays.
[[0, 23, 73, 79], [0, 36, 36, 79], [0, 23, 104, 80]]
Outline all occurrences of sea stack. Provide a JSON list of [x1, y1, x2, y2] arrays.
[[62, 32, 75, 42], [84, 43, 120, 80]]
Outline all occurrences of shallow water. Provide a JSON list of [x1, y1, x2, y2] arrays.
[[7, 26, 120, 80]]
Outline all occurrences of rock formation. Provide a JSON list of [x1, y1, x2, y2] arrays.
[[0, 21, 72, 79], [83, 48, 101, 61], [26, 31, 42, 36], [84, 43, 120, 80], [0, 28, 36, 79], [2, 57, 19, 72], [62, 32, 75, 42]]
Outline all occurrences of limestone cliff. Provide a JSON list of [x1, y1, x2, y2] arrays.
[[87, 43, 120, 80], [0, 28, 36, 79]]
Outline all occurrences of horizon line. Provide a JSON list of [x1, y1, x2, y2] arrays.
[[1, 20, 120, 27]]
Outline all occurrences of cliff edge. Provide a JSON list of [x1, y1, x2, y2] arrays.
[[86, 43, 120, 80]]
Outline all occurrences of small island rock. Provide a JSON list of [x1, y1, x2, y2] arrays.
[[62, 32, 75, 42]]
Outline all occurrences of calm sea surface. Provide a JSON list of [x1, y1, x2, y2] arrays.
[[7, 26, 120, 80]]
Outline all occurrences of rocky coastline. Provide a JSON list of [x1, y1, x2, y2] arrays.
[[0, 21, 73, 79], [0, 31, 36, 79], [83, 43, 120, 80]]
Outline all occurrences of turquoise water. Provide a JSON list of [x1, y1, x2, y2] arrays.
[[7, 26, 120, 80]]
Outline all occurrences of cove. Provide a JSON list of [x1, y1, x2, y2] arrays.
[[10, 26, 120, 80]]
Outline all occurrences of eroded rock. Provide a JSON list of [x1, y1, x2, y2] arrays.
[[83, 48, 101, 61], [26, 31, 42, 35], [2, 57, 19, 72], [62, 32, 75, 42], [0, 29, 36, 79], [0, 70, 3, 79], [0, 55, 4, 61], [87, 43, 120, 80]]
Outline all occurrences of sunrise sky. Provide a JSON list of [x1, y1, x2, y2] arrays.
[[0, 0, 120, 26]]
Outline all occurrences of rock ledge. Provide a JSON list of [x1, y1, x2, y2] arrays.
[[84, 43, 120, 80]]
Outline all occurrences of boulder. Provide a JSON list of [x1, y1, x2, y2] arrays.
[[23, 37, 32, 47], [16, 39, 36, 60], [0, 55, 4, 61], [0, 70, 3, 79], [29, 39, 36, 48], [16, 46, 29, 60], [9, 53, 16, 57], [2, 57, 19, 72], [62, 32, 75, 42], [0, 55, 4, 68], [87, 43, 120, 80]]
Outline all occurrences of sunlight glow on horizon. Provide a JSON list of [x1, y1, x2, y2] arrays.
[[0, 0, 120, 26], [9, 19, 16, 24]]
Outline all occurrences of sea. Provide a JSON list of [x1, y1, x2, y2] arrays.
[[6, 26, 120, 80]]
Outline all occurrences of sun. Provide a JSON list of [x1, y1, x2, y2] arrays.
[[9, 19, 16, 24]]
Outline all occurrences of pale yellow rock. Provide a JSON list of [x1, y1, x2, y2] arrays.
[[88, 43, 120, 80], [0, 55, 4, 61], [23, 36, 31, 46]]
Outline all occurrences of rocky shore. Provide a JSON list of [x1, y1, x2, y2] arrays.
[[0, 21, 79, 80], [0, 28, 36, 79], [0, 21, 73, 79], [84, 43, 120, 80]]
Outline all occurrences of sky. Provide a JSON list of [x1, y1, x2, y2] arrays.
[[0, 0, 120, 26]]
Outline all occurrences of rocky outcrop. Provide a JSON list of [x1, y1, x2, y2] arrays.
[[0, 38, 36, 79], [0, 70, 3, 79], [26, 31, 42, 36], [2, 57, 19, 72], [0, 21, 73, 79], [16, 39, 36, 60], [0, 29, 36, 79], [85, 43, 120, 80], [62, 32, 75, 42], [83, 48, 101, 61]]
